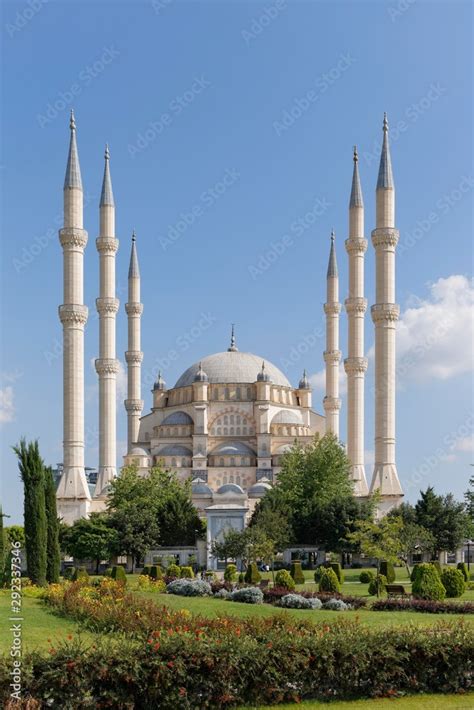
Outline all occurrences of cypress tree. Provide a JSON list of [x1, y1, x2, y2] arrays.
[[13, 439, 47, 586], [44, 466, 61, 583]]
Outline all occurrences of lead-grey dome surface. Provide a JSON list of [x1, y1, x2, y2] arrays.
[[175, 351, 291, 388], [161, 411, 194, 425]]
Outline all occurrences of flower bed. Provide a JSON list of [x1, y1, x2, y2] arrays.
[[372, 598, 474, 614], [262, 586, 367, 609], [1, 595, 472, 707]]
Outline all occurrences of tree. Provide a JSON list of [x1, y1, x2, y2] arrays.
[[13, 439, 47, 586], [249, 504, 292, 553], [465, 476, 474, 537], [211, 529, 248, 565], [415, 487, 468, 556], [62, 514, 118, 574], [44, 467, 61, 583], [396, 519, 435, 577], [347, 516, 403, 596], [5, 526, 25, 547], [151, 474, 205, 547]]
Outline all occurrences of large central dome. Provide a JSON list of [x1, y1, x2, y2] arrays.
[[175, 351, 291, 388]]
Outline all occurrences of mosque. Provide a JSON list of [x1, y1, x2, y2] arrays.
[[55, 111, 404, 558]]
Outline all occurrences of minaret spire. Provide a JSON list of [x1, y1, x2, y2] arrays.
[[323, 231, 342, 438], [370, 113, 403, 510], [95, 144, 119, 496], [125, 232, 144, 452], [228, 323, 238, 352], [56, 112, 91, 521], [345, 145, 369, 496]]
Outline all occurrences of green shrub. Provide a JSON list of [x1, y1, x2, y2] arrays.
[[329, 562, 344, 584], [149, 565, 163, 581], [142, 565, 151, 577], [71, 567, 89, 583], [313, 566, 324, 583], [318, 568, 341, 594], [441, 568, 466, 598], [379, 561, 395, 584], [368, 574, 387, 596], [238, 572, 245, 584], [167, 563, 181, 578], [275, 569, 296, 591], [457, 562, 469, 582], [359, 570, 374, 584], [433, 560, 442, 577], [412, 563, 446, 601], [224, 564, 237, 583], [110, 566, 127, 585], [63, 567, 75, 581], [244, 562, 261, 585], [290, 561, 305, 585], [180, 566, 194, 579], [410, 564, 421, 583], [103, 567, 112, 578]]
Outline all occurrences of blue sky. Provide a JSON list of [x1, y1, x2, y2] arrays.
[[1, 0, 473, 524]]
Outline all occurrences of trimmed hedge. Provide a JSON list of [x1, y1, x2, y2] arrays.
[[71, 567, 89, 583], [142, 565, 151, 577], [457, 562, 469, 582], [372, 598, 474, 614], [280, 594, 322, 610], [166, 579, 212, 597], [368, 575, 387, 597], [180, 566, 194, 579], [290, 560, 305, 585], [329, 562, 344, 584], [441, 568, 466, 598], [379, 561, 395, 584], [224, 564, 237, 583], [2, 605, 472, 707], [110, 566, 127, 584], [230, 587, 263, 604], [167, 563, 180, 578], [275, 569, 296, 591], [359, 570, 375, 584], [244, 562, 261, 585], [149, 565, 163, 581], [412, 564, 446, 601], [318, 568, 341, 594], [262, 586, 367, 609]]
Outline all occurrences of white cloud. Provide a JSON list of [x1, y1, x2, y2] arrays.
[[0, 386, 15, 425], [366, 275, 473, 385]]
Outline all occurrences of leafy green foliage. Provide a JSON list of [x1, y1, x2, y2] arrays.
[[224, 564, 237, 583], [13, 439, 47, 586], [415, 487, 468, 556], [290, 560, 305, 584], [441, 568, 466, 598], [63, 567, 75, 580], [368, 575, 387, 596], [149, 565, 163, 580], [180, 566, 194, 579], [318, 567, 340, 593], [457, 562, 469, 582], [244, 562, 261, 585], [379, 561, 395, 584], [412, 563, 446, 601], [329, 562, 344, 583], [61, 514, 118, 574], [0, 508, 4, 587], [167, 563, 180, 578], [71, 567, 89, 582], [275, 569, 296, 591], [44, 467, 61, 584], [359, 570, 374, 583], [348, 516, 403, 567], [110, 565, 127, 585]]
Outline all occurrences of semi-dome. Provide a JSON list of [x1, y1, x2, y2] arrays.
[[191, 478, 213, 497], [217, 483, 245, 495], [271, 409, 304, 425], [156, 444, 192, 456], [210, 441, 255, 456], [175, 351, 291, 388], [161, 411, 193, 425], [248, 481, 272, 498], [129, 446, 150, 457]]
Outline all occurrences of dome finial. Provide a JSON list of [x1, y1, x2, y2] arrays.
[[228, 323, 238, 352], [70, 109, 76, 131], [131, 229, 136, 242], [100, 143, 114, 207], [299, 369, 311, 390], [104, 143, 110, 160], [349, 144, 364, 208], [193, 361, 209, 383], [353, 145, 358, 162], [257, 359, 271, 382], [383, 111, 388, 132], [377, 112, 394, 190]]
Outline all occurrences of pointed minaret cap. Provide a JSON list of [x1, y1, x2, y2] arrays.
[[349, 145, 364, 208], [153, 370, 166, 391], [327, 230, 338, 278], [128, 231, 140, 278], [194, 361, 209, 383], [257, 360, 271, 382], [376, 112, 394, 190], [299, 369, 311, 390], [64, 109, 82, 190], [100, 143, 114, 207], [228, 324, 238, 352]]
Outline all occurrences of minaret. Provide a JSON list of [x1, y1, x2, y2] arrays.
[[125, 233, 144, 451], [323, 231, 342, 437], [94, 145, 119, 496], [56, 111, 91, 516], [370, 114, 403, 504], [344, 147, 369, 496]]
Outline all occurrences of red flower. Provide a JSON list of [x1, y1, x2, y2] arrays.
[[179, 688, 186, 696], [167, 661, 174, 669]]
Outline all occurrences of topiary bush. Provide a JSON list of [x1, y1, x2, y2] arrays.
[[379, 561, 395, 584], [290, 561, 305, 585], [142, 565, 151, 577], [71, 567, 89, 583], [166, 579, 212, 597], [457, 562, 469, 582], [149, 565, 163, 581], [330, 562, 344, 584], [412, 563, 446, 601], [110, 565, 127, 585], [318, 568, 341, 594], [280, 594, 322, 610], [441, 568, 466, 598], [275, 569, 296, 591], [238, 572, 245, 584], [244, 562, 261, 585], [224, 564, 237, 583], [368, 574, 387, 597], [180, 566, 194, 579], [323, 598, 349, 611], [313, 566, 325, 583], [230, 587, 263, 604], [63, 567, 75, 581], [167, 563, 181, 579], [359, 570, 375, 584], [433, 560, 442, 577], [410, 564, 421, 583]]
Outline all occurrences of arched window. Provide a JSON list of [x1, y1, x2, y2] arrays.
[[223, 427, 228, 435], [217, 427, 222, 435], [230, 457, 235, 466], [236, 415, 241, 425], [236, 427, 241, 435], [242, 426, 247, 435], [247, 387, 252, 400], [230, 427, 234, 435], [229, 473, 234, 483], [230, 415, 234, 425], [224, 415, 229, 425]]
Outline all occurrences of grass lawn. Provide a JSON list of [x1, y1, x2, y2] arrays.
[[0, 592, 90, 654], [138, 591, 474, 628], [239, 694, 474, 709]]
